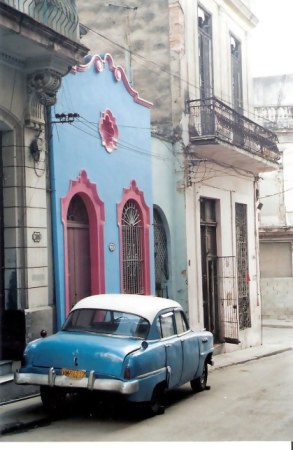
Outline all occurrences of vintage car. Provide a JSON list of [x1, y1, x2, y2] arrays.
[[15, 294, 214, 415]]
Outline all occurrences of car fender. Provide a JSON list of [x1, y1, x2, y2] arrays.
[[194, 331, 214, 379], [123, 341, 168, 402]]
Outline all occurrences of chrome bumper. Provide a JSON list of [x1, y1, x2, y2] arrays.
[[15, 369, 139, 395]]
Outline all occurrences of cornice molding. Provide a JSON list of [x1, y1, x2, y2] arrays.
[[0, 50, 25, 70], [71, 53, 153, 109]]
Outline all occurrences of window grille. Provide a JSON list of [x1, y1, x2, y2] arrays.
[[153, 209, 169, 297], [217, 256, 240, 344], [121, 200, 144, 294], [235, 203, 251, 329]]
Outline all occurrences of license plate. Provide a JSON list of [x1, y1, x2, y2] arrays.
[[61, 368, 86, 379]]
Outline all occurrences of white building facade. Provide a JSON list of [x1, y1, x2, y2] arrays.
[[77, 0, 279, 351], [254, 74, 293, 319]]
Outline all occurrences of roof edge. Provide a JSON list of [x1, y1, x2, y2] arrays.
[[70, 53, 153, 109]]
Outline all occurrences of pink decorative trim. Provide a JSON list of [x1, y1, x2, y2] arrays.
[[61, 170, 105, 315], [117, 180, 151, 295], [70, 53, 153, 109], [98, 109, 118, 153]]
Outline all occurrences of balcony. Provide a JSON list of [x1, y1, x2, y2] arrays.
[[0, 0, 79, 41], [187, 97, 280, 174], [0, 0, 88, 75]]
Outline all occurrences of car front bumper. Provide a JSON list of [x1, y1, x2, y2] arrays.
[[15, 368, 139, 395]]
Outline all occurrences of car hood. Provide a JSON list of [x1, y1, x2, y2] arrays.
[[30, 332, 142, 377]]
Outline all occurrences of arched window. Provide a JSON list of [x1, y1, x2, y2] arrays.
[[121, 200, 144, 294], [67, 194, 89, 223], [118, 180, 150, 295], [153, 208, 169, 298]]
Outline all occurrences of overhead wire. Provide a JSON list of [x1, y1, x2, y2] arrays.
[[51, 23, 287, 193], [259, 187, 293, 199], [80, 22, 280, 128]]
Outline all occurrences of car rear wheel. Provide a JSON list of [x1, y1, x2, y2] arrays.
[[145, 384, 165, 416], [190, 361, 208, 393], [40, 386, 67, 414]]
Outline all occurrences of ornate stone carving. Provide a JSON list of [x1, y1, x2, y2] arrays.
[[26, 69, 62, 128]]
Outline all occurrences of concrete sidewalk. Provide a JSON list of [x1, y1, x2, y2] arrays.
[[1, 319, 293, 436]]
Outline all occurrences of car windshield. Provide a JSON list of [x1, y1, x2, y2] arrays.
[[62, 308, 150, 339]]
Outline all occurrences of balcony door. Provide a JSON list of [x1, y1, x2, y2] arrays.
[[198, 6, 214, 135], [231, 34, 244, 146]]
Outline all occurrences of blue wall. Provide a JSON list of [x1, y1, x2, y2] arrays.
[[50, 54, 154, 327]]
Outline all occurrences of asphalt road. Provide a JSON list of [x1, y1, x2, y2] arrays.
[[1, 349, 292, 443]]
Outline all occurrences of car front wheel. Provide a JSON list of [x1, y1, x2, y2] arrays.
[[190, 362, 208, 393]]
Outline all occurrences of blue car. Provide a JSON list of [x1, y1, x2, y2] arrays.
[[15, 294, 214, 415]]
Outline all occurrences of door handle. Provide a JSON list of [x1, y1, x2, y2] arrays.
[[201, 337, 208, 343]]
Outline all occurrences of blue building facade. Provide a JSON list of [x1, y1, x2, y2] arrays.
[[50, 54, 154, 328]]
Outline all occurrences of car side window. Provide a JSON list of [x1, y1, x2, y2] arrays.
[[157, 312, 175, 338], [175, 310, 189, 334]]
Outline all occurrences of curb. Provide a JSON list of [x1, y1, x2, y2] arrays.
[[0, 416, 51, 436], [212, 346, 293, 370]]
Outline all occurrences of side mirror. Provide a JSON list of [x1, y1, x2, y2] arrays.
[[40, 329, 47, 338], [141, 340, 148, 350]]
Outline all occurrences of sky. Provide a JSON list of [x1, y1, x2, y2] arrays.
[[248, 0, 293, 77]]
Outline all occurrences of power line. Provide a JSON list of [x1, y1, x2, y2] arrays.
[[80, 22, 280, 128], [259, 187, 293, 199], [69, 121, 170, 161]]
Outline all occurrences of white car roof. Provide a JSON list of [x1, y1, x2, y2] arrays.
[[71, 294, 182, 323]]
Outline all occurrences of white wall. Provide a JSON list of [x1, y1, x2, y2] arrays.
[[186, 162, 262, 347]]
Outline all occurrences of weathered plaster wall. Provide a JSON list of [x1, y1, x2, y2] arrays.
[[77, 0, 173, 138], [254, 74, 293, 320], [261, 278, 293, 319]]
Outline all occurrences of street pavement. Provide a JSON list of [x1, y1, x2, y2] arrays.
[[1, 318, 293, 436]]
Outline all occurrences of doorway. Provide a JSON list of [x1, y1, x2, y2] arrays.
[[200, 198, 219, 341], [67, 194, 91, 309]]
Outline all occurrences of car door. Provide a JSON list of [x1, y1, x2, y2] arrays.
[[174, 310, 200, 384], [157, 311, 183, 388]]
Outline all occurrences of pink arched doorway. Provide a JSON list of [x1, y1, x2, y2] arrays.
[[62, 170, 105, 315]]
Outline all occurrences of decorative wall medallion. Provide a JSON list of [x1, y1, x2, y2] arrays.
[[32, 231, 42, 243], [98, 109, 118, 153]]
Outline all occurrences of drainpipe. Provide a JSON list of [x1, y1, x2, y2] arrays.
[[46, 105, 58, 332], [254, 177, 262, 345]]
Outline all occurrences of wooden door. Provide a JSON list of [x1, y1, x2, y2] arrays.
[[67, 195, 91, 309]]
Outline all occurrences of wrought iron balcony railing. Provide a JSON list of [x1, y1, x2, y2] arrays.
[[187, 97, 280, 163], [1, 0, 79, 41]]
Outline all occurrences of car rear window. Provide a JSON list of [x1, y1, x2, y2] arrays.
[[62, 308, 150, 339]]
